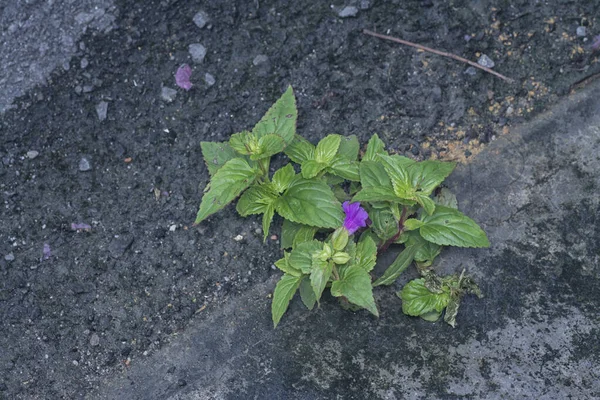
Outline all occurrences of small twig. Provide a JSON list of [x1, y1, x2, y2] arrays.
[[363, 29, 515, 84]]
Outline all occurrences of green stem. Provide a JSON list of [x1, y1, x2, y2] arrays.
[[378, 206, 409, 253], [332, 264, 340, 281]]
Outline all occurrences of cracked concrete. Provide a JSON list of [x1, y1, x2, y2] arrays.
[[91, 81, 600, 399]]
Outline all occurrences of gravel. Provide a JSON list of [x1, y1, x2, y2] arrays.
[[338, 6, 359, 18], [188, 43, 207, 63], [252, 54, 268, 66], [193, 11, 209, 29], [477, 54, 495, 68], [204, 73, 216, 86], [96, 101, 108, 121], [27, 150, 39, 159], [79, 157, 92, 171], [161, 86, 177, 102]]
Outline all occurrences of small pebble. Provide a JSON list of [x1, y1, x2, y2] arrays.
[[161, 86, 178, 102], [464, 66, 477, 76], [193, 11, 209, 29], [270, 235, 278, 241], [79, 157, 92, 172], [477, 54, 495, 68], [338, 6, 359, 18], [233, 235, 244, 242], [82, 85, 94, 93], [4, 253, 15, 262], [80, 58, 89, 69], [255, 228, 262, 235], [72, 360, 79, 366], [74, 85, 83, 94], [204, 73, 216, 86], [169, 224, 177, 232], [96, 101, 108, 121], [90, 333, 100, 346], [188, 43, 207, 63], [27, 150, 39, 159], [506, 106, 514, 116], [576, 26, 587, 37], [359, 0, 371, 10], [253, 54, 269, 66], [62, 61, 70, 71]]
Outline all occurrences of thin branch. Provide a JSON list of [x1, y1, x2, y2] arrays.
[[363, 29, 514, 84]]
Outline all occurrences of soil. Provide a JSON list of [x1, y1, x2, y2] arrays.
[[1, 0, 599, 398]]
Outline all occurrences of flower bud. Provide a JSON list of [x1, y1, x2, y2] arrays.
[[331, 228, 349, 251]]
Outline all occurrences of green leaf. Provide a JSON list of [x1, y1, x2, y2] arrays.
[[315, 134, 341, 164], [284, 135, 315, 164], [299, 276, 317, 310], [359, 161, 391, 188], [378, 154, 415, 199], [310, 258, 333, 304], [369, 206, 398, 242], [272, 273, 302, 327], [354, 235, 377, 272], [200, 141, 238, 177], [250, 134, 286, 160], [337, 135, 360, 161], [327, 157, 360, 181], [419, 206, 490, 248], [272, 164, 296, 193], [195, 158, 258, 224], [352, 186, 403, 203], [273, 253, 302, 277], [415, 194, 436, 216], [262, 204, 275, 242], [398, 278, 451, 317], [373, 244, 420, 286], [403, 218, 423, 231], [363, 134, 388, 161], [281, 220, 318, 249], [331, 265, 379, 317], [229, 131, 257, 155], [253, 86, 297, 145], [407, 160, 456, 196], [301, 160, 327, 179], [236, 184, 278, 216], [276, 178, 344, 229], [289, 240, 323, 274], [434, 187, 458, 209]]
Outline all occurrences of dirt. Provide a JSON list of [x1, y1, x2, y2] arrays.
[[0, 0, 599, 398]]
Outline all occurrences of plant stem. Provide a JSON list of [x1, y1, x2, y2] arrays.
[[378, 206, 408, 253], [332, 264, 340, 281]]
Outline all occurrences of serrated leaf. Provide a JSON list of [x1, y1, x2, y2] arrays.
[[253, 86, 297, 145], [419, 206, 489, 248], [272, 273, 302, 327], [200, 141, 238, 177], [373, 244, 420, 286], [378, 154, 416, 199], [310, 258, 333, 304], [284, 134, 315, 164], [229, 131, 256, 155], [250, 134, 286, 160], [195, 158, 258, 224], [272, 164, 296, 193], [352, 186, 403, 203], [331, 265, 379, 317], [299, 276, 317, 310], [236, 184, 278, 216], [403, 218, 423, 231], [355, 235, 377, 272], [369, 206, 398, 242], [408, 160, 456, 196], [363, 134, 388, 161], [288, 240, 323, 274], [398, 278, 451, 317], [315, 134, 341, 164], [281, 220, 318, 249], [359, 160, 391, 188], [415, 194, 436, 216], [328, 157, 360, 181], [397, 231, 442, 266], [274, 253, 302, 277], [276, 178, 344, 229], [262, 204, 275, 242], [337, 135, 360, 161], [301, 159, 327, 178]]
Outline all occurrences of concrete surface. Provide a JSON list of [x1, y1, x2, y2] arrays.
[[91, 81, 600, 399]]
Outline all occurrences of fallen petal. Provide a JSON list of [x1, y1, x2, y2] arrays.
[[43, 243, 51, 260], [175, 64, 193, 90], [71, 223, 92, 231]]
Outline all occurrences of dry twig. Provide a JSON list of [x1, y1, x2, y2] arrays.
[[363, 29, 514, 84]]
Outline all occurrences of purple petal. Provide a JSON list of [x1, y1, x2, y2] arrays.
[[175, 64, 193, 90], [42, 243, 51, 260], [71, 223, 92, 231], [342, 201, 369, 234]]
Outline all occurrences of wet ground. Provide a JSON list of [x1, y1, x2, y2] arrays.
[[1, 0, 599, 398]]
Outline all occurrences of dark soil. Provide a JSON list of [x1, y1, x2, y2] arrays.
[[1, 0, 599, 398]]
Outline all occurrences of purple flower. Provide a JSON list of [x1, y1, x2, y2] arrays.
[[342, 201, 369, 234], [42, 243, 51, 260], [175, 64, 193, 90]]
